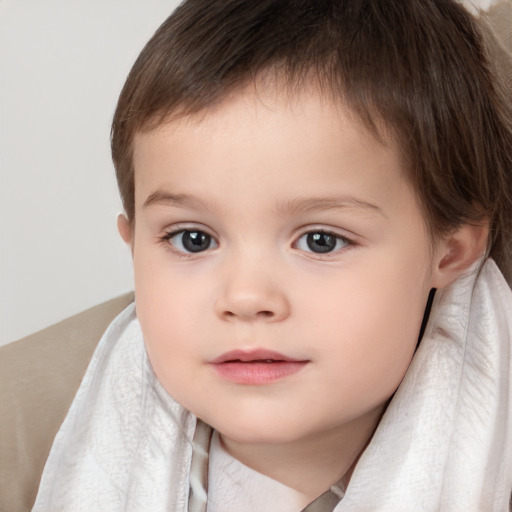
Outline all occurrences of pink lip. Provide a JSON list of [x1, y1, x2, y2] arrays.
[[210, 349, 309, 385]]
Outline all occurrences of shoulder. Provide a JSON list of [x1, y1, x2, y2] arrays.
[[0, 293, 134, 512]]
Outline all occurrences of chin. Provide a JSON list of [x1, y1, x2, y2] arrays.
[[202, 412, 298, 444]]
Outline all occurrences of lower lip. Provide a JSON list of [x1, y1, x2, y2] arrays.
[[210, 361, 308, 385]]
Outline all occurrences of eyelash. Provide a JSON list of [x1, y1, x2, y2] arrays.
[[158, 227, 355, 257], [294, 230, 353, 256], [159, 228, 218, 257]]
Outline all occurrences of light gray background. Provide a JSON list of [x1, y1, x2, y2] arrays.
[[0, 0, 181, 345]]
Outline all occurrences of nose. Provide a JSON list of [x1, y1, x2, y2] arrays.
[[214, 262, 290, 323]]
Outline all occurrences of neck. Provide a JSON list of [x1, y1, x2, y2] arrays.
[[219, 405, 384, 501]]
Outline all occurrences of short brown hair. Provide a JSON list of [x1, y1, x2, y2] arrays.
[[111, 0, 512, 278]]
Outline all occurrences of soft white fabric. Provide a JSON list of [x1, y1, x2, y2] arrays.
[[207, 430, 312, 512], [31, 305, 197, 512], [459, 0, 504, 15], [32, 259, 512, 511], [337, 260, 512, 511]]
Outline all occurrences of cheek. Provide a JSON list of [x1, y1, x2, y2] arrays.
[[303, 255, 431, 396], [132, 254, 204, 380]]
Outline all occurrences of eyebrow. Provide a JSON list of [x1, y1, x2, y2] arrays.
[[143, 189, 385, 218], [143, 191, 211, 210], [275, 196, 385, 217]]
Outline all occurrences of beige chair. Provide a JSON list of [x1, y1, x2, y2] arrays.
[[0, 293, 134, 512]]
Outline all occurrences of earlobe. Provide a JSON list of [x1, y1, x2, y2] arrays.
[[431, 221, 489, 289], [117, 213, 133, 246]]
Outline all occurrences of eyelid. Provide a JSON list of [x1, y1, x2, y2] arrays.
[[161, 222, 217, 238], [294, 224, 357, 242]]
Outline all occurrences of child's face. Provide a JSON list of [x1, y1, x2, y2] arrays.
[[127, 87, 441, 450]]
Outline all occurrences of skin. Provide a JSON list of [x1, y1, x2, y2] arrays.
[[119, 86, 486, 500]]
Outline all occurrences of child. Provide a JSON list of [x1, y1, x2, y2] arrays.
[[31, 0, 512, 510]]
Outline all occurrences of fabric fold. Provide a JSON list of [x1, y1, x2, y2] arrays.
[[32, 305, 196, 512], [32, 260, 512, 511], [337, 261, 512, 511]]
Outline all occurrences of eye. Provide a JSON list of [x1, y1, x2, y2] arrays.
[[164, 229, 218, 254], [295, 231, 349, 254]]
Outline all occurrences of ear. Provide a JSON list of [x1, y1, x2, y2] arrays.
[[430, 221, 489, 289], [117, 213, 133, 246]]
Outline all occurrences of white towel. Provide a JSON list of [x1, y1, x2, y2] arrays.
[[32, 302, 196, 512], [32, 259, 512, 511], [459, 0, 504, 15], [337, 260, 512, 511]]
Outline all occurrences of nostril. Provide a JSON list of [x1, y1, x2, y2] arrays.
[[221, 309, 275, 321]]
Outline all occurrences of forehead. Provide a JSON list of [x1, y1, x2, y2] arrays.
[[131, 86, 413, 219], [135, 86, 394, 162]]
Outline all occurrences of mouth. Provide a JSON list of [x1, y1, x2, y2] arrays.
[[210, 349, 309, 385]]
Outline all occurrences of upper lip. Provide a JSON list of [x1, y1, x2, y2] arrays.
[[210, 349, 307, 364]]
